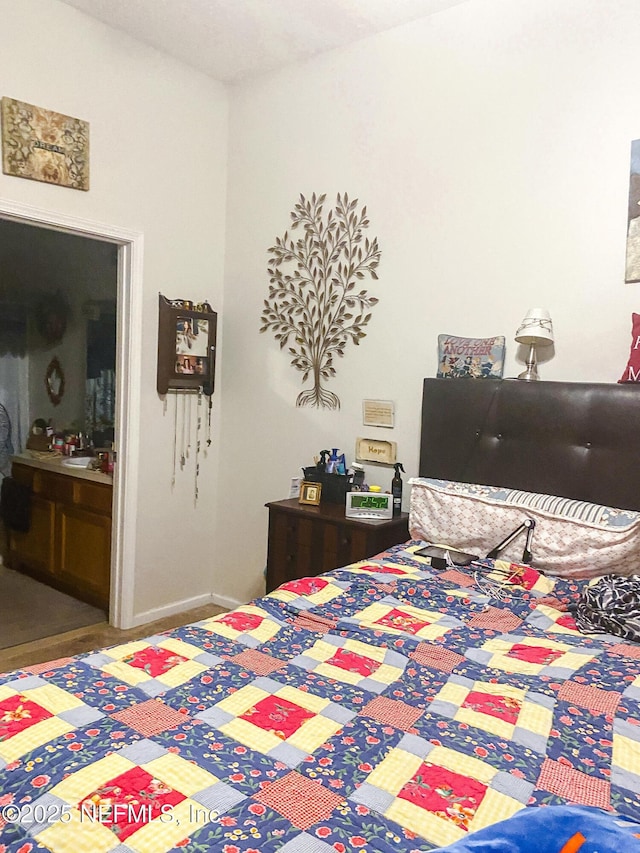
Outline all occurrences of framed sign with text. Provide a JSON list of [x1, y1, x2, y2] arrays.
[[1, 97, 89, 190], [362, 399, 395, 428]]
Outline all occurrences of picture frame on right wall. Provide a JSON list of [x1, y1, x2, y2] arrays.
[[625, 138, 640, 283]]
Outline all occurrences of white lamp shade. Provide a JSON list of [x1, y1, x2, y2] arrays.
[[515, 308, 554, 346]]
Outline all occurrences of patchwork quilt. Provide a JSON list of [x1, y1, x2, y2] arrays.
[[1, 543, 640, 852]]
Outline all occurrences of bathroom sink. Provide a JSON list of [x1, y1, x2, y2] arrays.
[[62, 456, 93, 467]]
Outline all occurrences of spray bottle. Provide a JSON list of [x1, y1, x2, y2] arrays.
[[392, 463, 405, 516], [351, 462, 365, 491]]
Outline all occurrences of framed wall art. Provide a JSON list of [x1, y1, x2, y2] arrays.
[[626, 138, 640, 283], [362, 399, 394, 428], [1, 97, 89, 191]]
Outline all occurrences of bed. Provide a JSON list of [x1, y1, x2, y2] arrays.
[[2, 378, 640, 853]]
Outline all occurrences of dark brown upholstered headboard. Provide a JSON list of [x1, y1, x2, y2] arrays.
[[419, 378, 640, 511]]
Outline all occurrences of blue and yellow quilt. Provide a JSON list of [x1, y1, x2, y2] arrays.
[[1, 543, 640, 852]]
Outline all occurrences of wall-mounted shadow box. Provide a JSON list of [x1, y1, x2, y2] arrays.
[[156, 294, 217, 396]]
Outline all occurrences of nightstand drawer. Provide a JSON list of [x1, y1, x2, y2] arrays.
[[265, 499, 409, 593]]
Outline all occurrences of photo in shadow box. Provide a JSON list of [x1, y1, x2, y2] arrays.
[[175, 355, 206, 375], [176, 317, 209, 357]]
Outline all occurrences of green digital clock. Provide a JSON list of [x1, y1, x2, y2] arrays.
[[345, 491, 393, 519]]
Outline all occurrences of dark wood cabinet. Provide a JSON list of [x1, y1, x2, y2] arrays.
[[265, 498, 409, 592]]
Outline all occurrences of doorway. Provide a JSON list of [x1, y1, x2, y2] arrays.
[[0, 198, 143, 633]]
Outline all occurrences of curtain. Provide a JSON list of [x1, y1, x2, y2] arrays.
[[85, 369, 115, 446], [0, 354, 29, 478]]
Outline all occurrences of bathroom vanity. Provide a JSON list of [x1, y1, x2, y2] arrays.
[[7, 454, 112, 611]]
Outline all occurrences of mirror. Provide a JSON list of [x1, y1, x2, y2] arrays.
[[45, 357, 65, 406]]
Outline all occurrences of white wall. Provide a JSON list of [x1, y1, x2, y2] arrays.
[[217, 0, 640, 603], [4, 0, 640, 617], [1, 0, 229, 620]]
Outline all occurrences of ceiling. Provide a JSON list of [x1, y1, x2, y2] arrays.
[[59, 0, 467, 83]]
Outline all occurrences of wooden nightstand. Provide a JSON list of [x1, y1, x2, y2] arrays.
[[265, 498, 409, 592]]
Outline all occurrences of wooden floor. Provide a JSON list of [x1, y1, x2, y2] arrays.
[[0, 563, 107, 649], [0, 601, 227, 673]]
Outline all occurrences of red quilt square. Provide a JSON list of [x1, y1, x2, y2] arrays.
[[375, 608, 430, 634], [374, 582, 398, 594], [79, 766, 185, 841], [356, 563, 405, 575], [537, 758, 611, 809], [24, 658, 75, 675], [398, 762, 487, 831], [439, 570, 477, 588], [506, 644, 563, 666], [507, 565, 542, 590], [609, 643, 640, 661], [230, 649, 285, 676], [359, 696, 423, 731], [0, 694, 52, 741], [111, 699, 188, 737], [279, 577, 328, 596], [410, 644, 465, 673], [293, 614, 337, 634], [555, 614, 578, 631], [467, 606, 523, 632], [218, 611, 264, 632], [122, 647, 188, 677], [462, 690, 521, 725], [557, 682, 621, 715], [254, 770, 343, 830], [326, 648, 380, 677], [240, 695, 314, 739]]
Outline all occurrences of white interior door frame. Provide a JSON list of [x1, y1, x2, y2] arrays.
[[0, 198, 142, 629]]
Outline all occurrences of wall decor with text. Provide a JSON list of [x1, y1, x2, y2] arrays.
[[1, 97, 89, 191]]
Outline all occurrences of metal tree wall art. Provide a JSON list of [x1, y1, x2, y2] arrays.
[[260, 192, 381, 409]]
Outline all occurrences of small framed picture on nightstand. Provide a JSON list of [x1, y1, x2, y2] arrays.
[[299, 481, 322, 505]]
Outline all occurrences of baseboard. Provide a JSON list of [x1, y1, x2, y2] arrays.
[[129, 591, 243, 629], [210, 591, 244, 612], [129, 593, 215, 629]]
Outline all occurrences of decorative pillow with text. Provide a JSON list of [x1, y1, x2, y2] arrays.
[[619, 313, 640, 382], [437, 334, 505, 379]]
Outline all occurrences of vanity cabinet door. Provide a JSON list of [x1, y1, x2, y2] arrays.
[[9, 461, 112, 612], [55, 503, 111, 609], [8, 495, 56, 578]]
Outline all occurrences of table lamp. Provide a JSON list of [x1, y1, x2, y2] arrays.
[[515, 308, 554, 380]]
